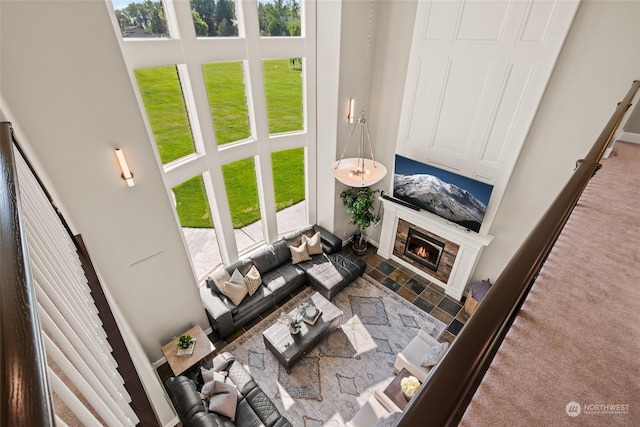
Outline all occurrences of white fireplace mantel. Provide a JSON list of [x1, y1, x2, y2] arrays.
[[377, 197, 493, 301]]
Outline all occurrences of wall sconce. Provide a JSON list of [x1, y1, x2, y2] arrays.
[[114, 148, 135, 187], [347, 98, 356, 124]]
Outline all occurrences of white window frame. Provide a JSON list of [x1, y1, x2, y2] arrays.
[[108, 0, 317, 269]]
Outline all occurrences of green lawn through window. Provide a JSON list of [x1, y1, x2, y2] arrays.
[[136, 59, 305, 229]]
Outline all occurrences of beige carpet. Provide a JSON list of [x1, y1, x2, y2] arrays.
[[223, 276, 446, 427], [460, 141, 640, 426]]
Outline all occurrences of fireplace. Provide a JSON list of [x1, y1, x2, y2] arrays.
[[380, 199, 494, 301], [403, 228, 445, 272]]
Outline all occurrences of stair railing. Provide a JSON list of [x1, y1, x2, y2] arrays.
[[0, 121, 55, 426]]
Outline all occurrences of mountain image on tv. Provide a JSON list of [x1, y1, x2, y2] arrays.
[[392, 155, 493, 233]]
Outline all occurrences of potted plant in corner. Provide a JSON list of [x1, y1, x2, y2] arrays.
[[340, 187, 381, 256]]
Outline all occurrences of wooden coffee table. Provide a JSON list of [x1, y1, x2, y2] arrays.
[[263, 292, 343, 372], [161, 324, 216, 376], [383, 368, 418, 410]]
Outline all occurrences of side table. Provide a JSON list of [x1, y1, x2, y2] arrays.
[[383, 367, 418, 410], [161, 324, 215, 376]]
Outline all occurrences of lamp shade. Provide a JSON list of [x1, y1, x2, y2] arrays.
[[331, 157, 387, 187]]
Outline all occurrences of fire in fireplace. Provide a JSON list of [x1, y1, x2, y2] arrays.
[[403, 228, 445, 272]]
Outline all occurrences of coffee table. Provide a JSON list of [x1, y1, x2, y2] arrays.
[[161, 325, 216, 376], [383, 368, 418, 410], [263, 292, 343, 372]]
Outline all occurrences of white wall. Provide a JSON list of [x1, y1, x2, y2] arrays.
[[0, 1, 207, 361], [366, 0, 418, 244], [331, 0, 417, 244], [330, 0, 375, 241], [624, 102, 640, 134], [472, 0, 640, 282]]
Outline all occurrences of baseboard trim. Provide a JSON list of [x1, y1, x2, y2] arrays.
[[619, 132, 640, 144]]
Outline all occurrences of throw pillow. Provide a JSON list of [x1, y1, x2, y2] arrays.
[[199, 367, 227, 397], [420, 341, 449, 367], [374, 411, 402, 427], [284, 225, 314, 248], [207, 380, 238, 421], [469, 279, 492, 302], [289, 242, 311, 264], [302, 232, 323, 255], [209, 269, 230, 295], [244, 265, 262, 296], [224, 269, 248, 306], [200, 366, 227, 386]]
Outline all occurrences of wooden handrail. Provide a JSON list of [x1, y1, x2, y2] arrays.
[[0, 121, 55, 426], [398, 79, 640, 426]]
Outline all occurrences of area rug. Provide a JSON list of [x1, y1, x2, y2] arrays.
[[223, 276, 446, 427]]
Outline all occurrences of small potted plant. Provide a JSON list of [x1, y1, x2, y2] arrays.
[[340, 186, 381, 255], [289, 318, 302, 335], [177, 334, 195, 350]]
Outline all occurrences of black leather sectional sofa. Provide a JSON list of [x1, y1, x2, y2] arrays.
[[199, 225, 366, 339], [165, 352, 292, 427]]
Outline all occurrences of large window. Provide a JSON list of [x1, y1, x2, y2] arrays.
[[135, 65, 197, 164], [115, 0, 170, 38], [111, 0, 314, 281], [257, 0, 301, 37], [272, 148, 306, 235], [190, 0, 239, 37], [263, 58, 304, 134], [172, 175, 213, 228], [222, 158, 264, 252], [202, 61, 251, 145]]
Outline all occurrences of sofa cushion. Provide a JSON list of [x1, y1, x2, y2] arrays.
[[225, 258, 254, 277], [251, 244, 281, 275], [244, 385, 282, 426], [234, 398, 267, 427], [273, 239, 292, 265], [224, 269, 248, 306], [232, 285, 273, 325], [302, 257, 343, 289], [189, 411, 221, 427], [262, 264, 306, 298], [300, 252, 366, 300], [227, 359, 256, 394]]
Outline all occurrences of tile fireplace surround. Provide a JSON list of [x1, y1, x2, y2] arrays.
[[377, 197, 493, 301]]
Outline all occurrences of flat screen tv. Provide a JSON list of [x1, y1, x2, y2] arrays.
[[392, 155, 494, 233]]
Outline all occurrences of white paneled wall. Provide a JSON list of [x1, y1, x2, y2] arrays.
[[396, 0, 580, 234], [14, 146, 138, 427]]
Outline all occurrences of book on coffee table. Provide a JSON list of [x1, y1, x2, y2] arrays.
[[302, 306, 322, 325]]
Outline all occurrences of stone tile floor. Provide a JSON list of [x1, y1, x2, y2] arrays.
[[360, 247, 470, 345], [157, 245, 470, 381]]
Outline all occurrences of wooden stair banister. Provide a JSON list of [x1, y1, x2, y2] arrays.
[[0, 121, 55, 426]]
